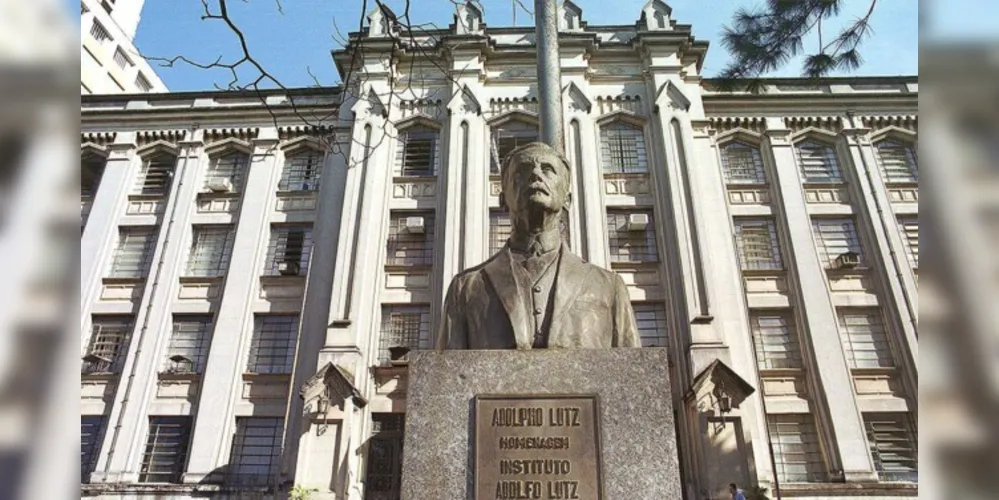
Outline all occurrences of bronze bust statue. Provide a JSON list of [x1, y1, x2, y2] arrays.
[[437, 142, 640, 349]]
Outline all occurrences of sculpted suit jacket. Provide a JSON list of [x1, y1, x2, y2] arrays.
[[436, 244, 641, 349]]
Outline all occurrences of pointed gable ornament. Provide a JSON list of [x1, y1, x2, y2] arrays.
[[299, 362, 367, 414], [455, 1, 484, 35], [563, 81, 592, 113], [655, 80, 691, 112], [447, 83, 482, 115], [640, 0, 673, 32], [686, 359, 755, 415], [367, 4, 397, 38], [351, 86, 388, 118], [559, 0, 584, 32]]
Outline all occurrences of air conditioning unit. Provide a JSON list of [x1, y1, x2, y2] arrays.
[[401, 216, 426, 234], [206, 178, 233, 193], [834, 251, 860, 269], [166, 354, 194, 374], [278, 261, 301, 276], [627, 213, 650, 231]]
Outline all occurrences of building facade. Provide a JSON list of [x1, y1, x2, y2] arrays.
[[81, 0, 167, 94], [80, 2, 918, 499]]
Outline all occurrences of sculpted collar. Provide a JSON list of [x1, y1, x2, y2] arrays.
[[507, 228, 562, 256]]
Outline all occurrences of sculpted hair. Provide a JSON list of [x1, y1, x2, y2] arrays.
[[500, 141, 572, 186]]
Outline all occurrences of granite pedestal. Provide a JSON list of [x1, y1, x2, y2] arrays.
[[400, 349, 681, 500]]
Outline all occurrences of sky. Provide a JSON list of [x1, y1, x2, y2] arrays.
[[69, 0, 997, 92]]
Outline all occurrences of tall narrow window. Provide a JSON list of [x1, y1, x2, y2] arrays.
[[489, 210, 512, 257], [365, 413, 406, 498], [134, 155, 175, 196], [600, 123, 647, 174], [898, 216, 918, 268], [750, 313, 802, 370], [864, 413, 918, 482], [812, 218, 863, 269], [227, 417, 283, 486], [186, 225, 235, 277], [768, 414, 827, 483], [135, 73, 153, 92], [721, 142, 766, 184], [838, 309, 894, 368], [279, 150, 323, 191], [396, 127, 438, 176], [247, 315, 298, 374], [633, 303, 667, 347], [490, 121, 538, 174], [164, 315, 213, 374], [379, 305, 430, 364], [82, 156, 105, 224], [81, 416, 107, 482], [89, 19, 112, 43], [109, 226, 158, 278], [264, 225, 313, 276], [796, 141, 842, 183], [139, 417, 191, 483], [112, 47, 132, 69], [83, 316, 134, 374], [386, 212, 435, 266], [734, 219, 782, 270], [875, 140, 918, 183], [606, 209, 658, 263], [204, 152, 248, 193]]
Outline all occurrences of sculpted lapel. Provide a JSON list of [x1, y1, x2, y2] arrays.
[[482, 247, 533, 349]]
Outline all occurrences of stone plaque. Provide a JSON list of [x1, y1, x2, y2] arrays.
[[475, 394, 603, 500]]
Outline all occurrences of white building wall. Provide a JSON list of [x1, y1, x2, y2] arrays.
[[81, 0, 166, 94]]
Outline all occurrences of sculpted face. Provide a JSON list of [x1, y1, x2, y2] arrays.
[[500, 143, 572, 220]]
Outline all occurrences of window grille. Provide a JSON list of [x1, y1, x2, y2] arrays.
[[109, 226, 158, 278], [899, 217, 918, 268], [721, 142, 766, 184], [751, 313, 802, 370], [600, 123, 648, 174], [767, 414, 827, 483], [386, 212, 435, 266], [264, 225, 313, 276], [489, 210, 512, 257], [490, 122, 538, 174], [796, 141, 842, 183], [379, 305, 430, 364], [246, 315, 298, 374], [81, 416, 106, 482], [134, 155, 175, 196], [89, 20, 112, 43], [204, 153, 248, 192], [366, 413, 406, 499], [112, 47, 132, 69], [135, 73, 153, 92], [186, 225, 235, 277], [139, 417, 191, 483], [396, 127, 438, 176], [838, 309, 894, 368], [606, 210, 658, 263], [84, 316, 134, 374], [864, 413, 918, 482], [875, 140, 918, 183], [82, 157, 105, 200], [734, 219, 782, 270], [227, 417, 283, 486], [279, 150, 323, 191], [812, 219, 863, 269], [164, 315, 213, 374], [633, 303, 667, 347]]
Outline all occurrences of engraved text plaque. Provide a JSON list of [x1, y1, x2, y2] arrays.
[[474, 395, 603, 500]]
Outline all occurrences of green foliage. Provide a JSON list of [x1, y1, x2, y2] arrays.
[[290, 484, 319, 500], [716, 0, 878, 92], [745, 485, 770, 500]]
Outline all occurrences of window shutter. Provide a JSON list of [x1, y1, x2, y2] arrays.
[[722, 143, 765, 184], [600, 123, 647, 174], [838, 309, 894, 368], [876, 141, 918, 183], [751, 314, 802, 369], [135, 156, 175, 196], [110, 226, 158, 278], [735, 219, 782, 270], [796, 141, 842, 183], [812, 219, 863, 268]]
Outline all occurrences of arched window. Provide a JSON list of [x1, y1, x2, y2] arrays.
[[875, 140, 917, 183], [135, 154, 176, 197], [396, 126, 439, 177], [795, 140, 841, 183], [720, 142, 765, 184], [600, 122, 647, 174], [279, 150, 323, 191], [490, 120, 538, 174]]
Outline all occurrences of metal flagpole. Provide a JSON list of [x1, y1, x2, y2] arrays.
[[534, 0, 564, 152]]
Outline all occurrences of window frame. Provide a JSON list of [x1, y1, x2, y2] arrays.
[[795, 140, 843, 184], [186, 225, 235, 278], [164, 315, 214, 374], [379, 304, 431, 364], [386, 212, 436, 267], [139, 416, 192, 483], [490, 121, 539, 175], [633, 302, 668, 347], [767, 414, 828, 483], [84, 315, 135, 374], [864, 413, 918, 482], [263, 224, 313, 276], [109, 226, 159, 279], [599, 122, 648, 175], [734, 219, 783, 271], [396, 126, 439, 177], [246, 315, 299, 375], [227, 417, 284, 486], [812, 218, 864, 269], [134, 154, 176, 197], [81, 415, 107, 482], [874, 139, 918, 184], [279, 150, 323, 192], [606, 209, 659, 264], [838, 308, 894, 369], [720, 141, 767, 184], [750, 313, 802, 370], [204, 152, 249, 193]]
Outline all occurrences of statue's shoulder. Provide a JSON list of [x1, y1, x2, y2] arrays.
[[448, 253, 499, 287]]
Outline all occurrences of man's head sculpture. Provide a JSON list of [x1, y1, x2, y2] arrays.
[[498, 142, 572, 231]]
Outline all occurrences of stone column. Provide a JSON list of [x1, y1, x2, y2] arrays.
[[100, 133, 204, 482], [765, 119, 877, 481], [183, 129, 280, 482]]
